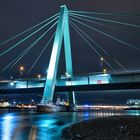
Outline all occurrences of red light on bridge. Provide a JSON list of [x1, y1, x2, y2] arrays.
[[97, 80, 102, 84]]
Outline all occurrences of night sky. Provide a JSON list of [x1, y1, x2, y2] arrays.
[[0, 0, 140, 79], [0, 1, 140, 104]]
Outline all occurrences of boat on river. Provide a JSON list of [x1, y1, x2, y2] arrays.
[[36, 103, 72, 112]]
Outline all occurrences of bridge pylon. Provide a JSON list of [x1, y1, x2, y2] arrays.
[[41, 5, 74, 107]]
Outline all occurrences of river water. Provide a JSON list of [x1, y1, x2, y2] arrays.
[[0, 109, 140, 140]]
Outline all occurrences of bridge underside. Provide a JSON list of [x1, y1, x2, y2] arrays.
[[1, 82, 140, 94]]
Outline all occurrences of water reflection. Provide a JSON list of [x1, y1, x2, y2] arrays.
[[1, 114, 14, 140], [0, 110, 140, 140], [127, 110, 140, 116]]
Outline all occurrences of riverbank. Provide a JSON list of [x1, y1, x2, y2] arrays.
[[62, 116, 140, 140]]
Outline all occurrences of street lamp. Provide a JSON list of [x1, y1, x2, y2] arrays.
[[20, 66, 24, 71], [10, 82, 14, 86], [100, 57, 104, 61], [19, 66, 24, 78], [100, 57, 104, 68], [103, 68, 107, 74], [37, 74, 41, 79]]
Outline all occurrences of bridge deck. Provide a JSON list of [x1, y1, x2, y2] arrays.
[[0, 72, 140, 94], [0, 82, 140, 94]]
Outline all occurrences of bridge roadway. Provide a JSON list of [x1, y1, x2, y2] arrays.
[[0, 72, 140, 94]]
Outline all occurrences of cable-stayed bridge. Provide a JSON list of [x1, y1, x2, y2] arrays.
[[0, 5, 140, 109]]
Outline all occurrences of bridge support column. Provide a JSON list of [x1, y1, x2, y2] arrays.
[[66, 91, 76, 111], [69, 91, 76, 105], [40, 5, 73, 107]]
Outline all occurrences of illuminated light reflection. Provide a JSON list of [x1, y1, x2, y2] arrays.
[[127, 110, 140, 116], [2, 114, 14, 140], [83, 112, 89, 120], [35, 119, 57, 140], [37, 119, 56, 128]]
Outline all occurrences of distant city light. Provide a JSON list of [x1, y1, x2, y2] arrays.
[[84, 104, 89, 107], [31, 99, 34, 102]]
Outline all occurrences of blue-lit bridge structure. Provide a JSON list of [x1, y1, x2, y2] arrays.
[[0, 5, 140, 107], [1, 71, 140, 98], [1, 71, 140, 92]]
